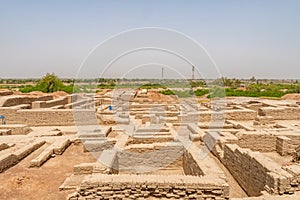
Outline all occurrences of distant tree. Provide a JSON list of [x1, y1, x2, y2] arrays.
[[250, 76, 256, 82], [35, 73, 65, 93]]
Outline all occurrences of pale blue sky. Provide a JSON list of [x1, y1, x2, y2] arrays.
[[0, 0, 299, 79]]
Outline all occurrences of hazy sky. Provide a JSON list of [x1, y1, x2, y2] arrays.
[[0, 0, 299, 79]]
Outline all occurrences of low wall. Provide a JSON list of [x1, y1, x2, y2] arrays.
[[181, 109, 256, 123], [259, 107, 300, 120], [67, 174, 229, 199], [0, 95, 52, 107], [0, 140, 45, 172], [118, 143, 184, 173], [32, 97, 68, 109], [236, 132, 277, 152], [0, 124, 31, 135], [0, 108, 97, 126], [126, 136, 174, 145], [276, 134, 300, 156], [0, 90, 13, 96], [226, 109, 257, 120]]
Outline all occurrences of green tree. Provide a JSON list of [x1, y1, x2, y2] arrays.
[[36, 73, 64, 93]]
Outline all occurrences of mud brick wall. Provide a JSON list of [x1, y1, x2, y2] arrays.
[[237, 132, 277, 152], [32, 97, 68, 109], [226, 109, 257, 120], [276, 135, 300, 156], [276, 136, 293, 156], [245, 103, 266, 111], [0, 108, 97, 126], [259, 107, 300, 120], [182, 109, 256, 123], [0, 95, 53, 107], [117, 144, 184, 173], [182, 112, 210, 122], [0, 90, 13, 96], [68, 174, 229, 200], [183, 151, 204, 176], [223, 144, 293, 196], [0, 154, 18, 172], [0, 125, 31, 135], [0, 107, 19, 122], [0, 140, 45, 172], [126, 136, 174, 145]]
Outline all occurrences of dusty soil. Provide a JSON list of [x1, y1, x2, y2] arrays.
[[51, 91, 68, 98], [148, 91, 177, 102], [282, 93, 300, 101], [0, 144, 96, 200]]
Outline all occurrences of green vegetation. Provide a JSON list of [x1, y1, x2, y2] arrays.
[[159, 89, 194, 98], [19, 73, 76, 93], [207, 83, 300, 98], [207, 87, 226, 98], [159, 89, 175, 95], [160, 83, 300, 99], [97, 82, 116, 89], [1, 75, 299, 98], [139, 83, 167, 89], [160, 88, 209, 98], [210, 77, 241, 88], [189, 80, 206, 88], [225, 83, 300, 98], [194, 89, 210, 96]]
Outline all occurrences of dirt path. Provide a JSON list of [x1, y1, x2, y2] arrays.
[[0, 144, 96, 200]]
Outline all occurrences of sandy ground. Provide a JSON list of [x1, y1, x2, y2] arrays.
[[148, 91, 177, 102], [0, 144, 96, 200], [282, 93, 300, 101]]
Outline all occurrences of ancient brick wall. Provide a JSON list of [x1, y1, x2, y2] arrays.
[[31, 97, 68, 109], [0, 108, 97, 126], [223, 144, 293, 196], [183, 151, 204, 176], [117, 143, 184, 173], [0, 95, 53, 107], [68, 174, 229, 199], [276, 135, 300, 156], [237, 132, 277, 152], [259, 107, 300, 120]]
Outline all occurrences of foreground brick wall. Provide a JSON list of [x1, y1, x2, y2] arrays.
[[68, 174, 229, 199], [118, 143, 184, 173], [223, 144, 294, 196]]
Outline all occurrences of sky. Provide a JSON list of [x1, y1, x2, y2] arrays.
[[0, 0, 299, 79]]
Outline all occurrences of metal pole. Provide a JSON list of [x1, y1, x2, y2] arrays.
[[192, 65, 195, 80]]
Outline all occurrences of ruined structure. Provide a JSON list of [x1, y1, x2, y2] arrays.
[[1, 90, 300, 199]]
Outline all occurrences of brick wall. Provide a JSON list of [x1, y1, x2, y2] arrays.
[[0, 108, 97, 126], [223, 144, 294, 196], [68, 174, 229, 199], [259, 107, 300, 120], [237, 132, 277, 152], [117, 143, 184, 173]]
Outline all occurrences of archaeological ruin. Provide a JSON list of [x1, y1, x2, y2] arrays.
[[1, 88, 300, 199]]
